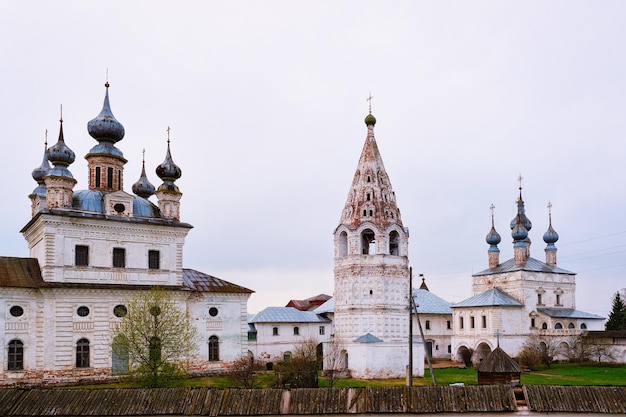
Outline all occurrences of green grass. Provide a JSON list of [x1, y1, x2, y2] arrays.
[[72, 363, 626, 389]]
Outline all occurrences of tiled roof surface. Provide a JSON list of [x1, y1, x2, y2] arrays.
[[473, 257, 575, 276], [452, 287, 523, 308], [250, 307, 331, 323], [412, 289, 452, 314], [182, 269, 254, 293], [537, 307, 604, 320]]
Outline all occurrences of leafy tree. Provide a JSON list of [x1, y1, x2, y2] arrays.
[[112, 287, 199, 387], [605, 291, 626, 330]]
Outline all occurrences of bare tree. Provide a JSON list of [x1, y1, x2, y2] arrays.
[[226, 355, 264, 388], [518, 335, 563, 369], [321, 341, 344, 387], [276, 338, 320, 388], [111, 287, 199, 387]]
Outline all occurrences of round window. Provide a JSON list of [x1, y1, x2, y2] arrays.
[[77, 306, 90, 317], [113, 304, 127, 317], [9, 306, 24, 317], [114, 203, 126, 213], [209, 307, 219, 317]]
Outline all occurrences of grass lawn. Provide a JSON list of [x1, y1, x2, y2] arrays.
[[74, 362, 626, 389]]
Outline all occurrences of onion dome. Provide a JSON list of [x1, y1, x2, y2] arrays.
[[156, 131, 182, 192], [87, 82, 125, 144], [486, 205, 501, 251], [47, 117, 75, 178], [365, 113, 376, 126], [511, 223, 528, 242], [543, 202, 559, 246], [31, 139, 51, 197], [132, 151, 156, 198]]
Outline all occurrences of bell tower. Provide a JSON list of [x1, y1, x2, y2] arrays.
[[331, 108, 412, 379]]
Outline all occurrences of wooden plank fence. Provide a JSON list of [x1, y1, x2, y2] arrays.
[[0, 385, 624, 415]]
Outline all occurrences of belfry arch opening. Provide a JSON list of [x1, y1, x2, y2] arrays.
[[361, 229, 376, 254], [389, 230, 399, 255], [338, 231, 348, 256]]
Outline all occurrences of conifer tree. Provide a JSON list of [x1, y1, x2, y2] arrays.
[[605, 291, 626, 330]]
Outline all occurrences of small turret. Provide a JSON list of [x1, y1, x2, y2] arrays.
[[486, 204, 501, 269], [44, 114, 77, 208], [543, 202, 559, 266], [29, 135, 52, 215], [132, 150, 156, 198], [155, 128, 182, 220], [510, 176, 531, 266]]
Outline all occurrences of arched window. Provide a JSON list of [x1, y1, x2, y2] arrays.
[[568, 322, 575, 329], [76, 339, 90, 368], [580, 323, 587, 330], [283, 351, 292, 362], [555, 322, 563, 329], [293, 326, 299, 336], [209, 335, 219, 361], [541, 322, 548, 329], [338, 231, 348, 257], [7, 340, 23, 371], [389, 230, 399, 255], [361, 229, 376, 255], [272, 327, 279, 336]]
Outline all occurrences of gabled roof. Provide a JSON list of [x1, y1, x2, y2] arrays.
[[250, 307, 331, 323], [286, 294, 332, 311], [313, 297, 335, 314], [473, 257, 575, 277], [354, 332, 383, 343], [182, 269, 254, 293], [452, 287, 523, 308], [0, 257, 46, 288], [537, 307, 604, 320], [412, 288, 452, 314]]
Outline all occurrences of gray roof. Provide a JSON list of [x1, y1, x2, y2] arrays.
[[313, 297, 335, 314], [250, 307, 331, 323], [537, 307, 604, 320], [354, 332, 383, 343], [412, 289, 452, 314], [452, 287, 523, 308], [473, 257, 575, 277]]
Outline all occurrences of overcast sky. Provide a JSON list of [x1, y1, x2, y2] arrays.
[[1, 1, 625, 317]]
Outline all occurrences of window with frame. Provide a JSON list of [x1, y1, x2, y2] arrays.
[[148, 250, 160, 270], [209, 335, 219, 361], [425, 320, 431, 330], [470, 316, 475, 329], [7, 340, 24, 371], [446, 320, 451, 330], [272, 327, 279, 336], [293, 326, 299, 336], [481, 315, 487, 328], [75, 245, 89, 266], [95, 166, 101, 187], [113, 248, 126, 268], [459, 317, 464, 329], [107, 167, 114, 188], [319, 326, 325, 335], [76, 339, 90, 368]]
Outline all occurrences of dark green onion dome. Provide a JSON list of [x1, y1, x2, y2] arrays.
[[132, 156, 156, 198], [47, 118, 76, 178], [87, 82, 125, 159], [365, 113, 377, 126]]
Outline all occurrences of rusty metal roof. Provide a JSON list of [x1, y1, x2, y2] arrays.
[[182, 268, 254, 294], [0, 257, 46, 288]]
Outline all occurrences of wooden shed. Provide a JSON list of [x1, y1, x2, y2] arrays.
[[476, 346, 522, 385]]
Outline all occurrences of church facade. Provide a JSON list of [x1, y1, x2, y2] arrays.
[[0, 83, 252, 386]]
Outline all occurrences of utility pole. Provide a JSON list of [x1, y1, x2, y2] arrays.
[[413, 274, 436, 386], [407, 267, 413, 386]]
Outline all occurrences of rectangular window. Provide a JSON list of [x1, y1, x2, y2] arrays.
[[447, 345, 452, 353], [118, 169, 122, 190], [95, 167, 101, 187], [319, 326, 325, 335], [247, 332, 257, 341], [107, 167, 114, 188], [481, 315, 487, 329], [531, 318, 536, 328], [470, 316, 475, 329], [113, 248, 126, 268], [293, 326, 300, 336], [75, 245, 89, 266], [148, 250, 160, 269], [272, 327, 278, 336], [446, 320, 451, 330], [556, 294, 561, 306], [425, 320, 431, 330], [537, 293, 542, 305], [459, 317, 464, 329]]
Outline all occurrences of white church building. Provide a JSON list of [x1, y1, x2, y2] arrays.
[[0, 83, 253, 386]]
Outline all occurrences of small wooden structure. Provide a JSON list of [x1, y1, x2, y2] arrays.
[[476, 346, 521, 385]]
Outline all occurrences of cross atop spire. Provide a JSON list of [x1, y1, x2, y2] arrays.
[[167, 126, 171, 144], [367, 93, 374, 114]]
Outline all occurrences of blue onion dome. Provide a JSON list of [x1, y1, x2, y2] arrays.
[[132, 153, 156, 198], [156, 136, 182, 183], [87, 82, 125, 144], [486, 226, 501, 246], [365, 113, 376, 126], [511, 223, 528, 242], [32, 141, 51, 181], [47, 118, 75, 178], [543, 203, 559, 245]]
